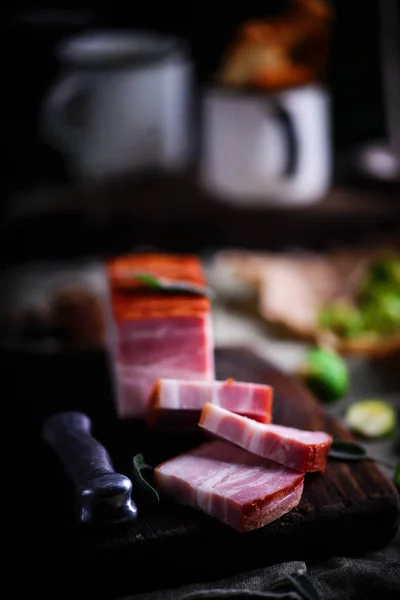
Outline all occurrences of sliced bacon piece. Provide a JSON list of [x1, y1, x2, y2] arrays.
[[199, 403, 333, 473], [154, 440, 304, 532], [147, 378, 272, 429], [105, 254, 215, 419]]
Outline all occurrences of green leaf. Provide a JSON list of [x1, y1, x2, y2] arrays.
[[131, 453, 160, 505], [133, 272, 214, 298], [328, 440, 367, 461], [319, 302, 365, 339], [329, 440, 398, 473], [134, 273, 164, 289]]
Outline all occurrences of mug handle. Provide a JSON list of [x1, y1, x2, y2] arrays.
[[41, 73, 90, 157], [272, 101, 298, 177]]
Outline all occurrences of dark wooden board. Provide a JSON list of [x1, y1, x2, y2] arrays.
[[14, 346, 400, 599]]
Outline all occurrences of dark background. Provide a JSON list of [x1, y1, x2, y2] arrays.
[[2, 0, 399, 265], [3, 0, 385, 197]]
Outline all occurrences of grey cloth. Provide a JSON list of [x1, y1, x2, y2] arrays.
[[308, 528, 400, 600], [181, 591, 301, 599], [123, 529, 400, 600], [121, 562, 307, 600]]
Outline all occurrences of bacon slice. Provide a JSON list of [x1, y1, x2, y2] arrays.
[[199, 403, 332, 473], [147, 378, 272, 429], [105, 254, 215, 419], [155, 440, 304, 532]]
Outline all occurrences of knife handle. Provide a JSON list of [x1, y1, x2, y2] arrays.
[[42, 411, 137, 525]]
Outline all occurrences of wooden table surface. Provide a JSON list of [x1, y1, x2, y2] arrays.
[[1, 172, 399, 266]]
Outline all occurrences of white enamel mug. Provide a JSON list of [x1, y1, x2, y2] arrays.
[[41, 30, 192, 181], [200, 84, 332, 206]]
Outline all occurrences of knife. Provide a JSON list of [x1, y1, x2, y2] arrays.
[[42, 411, 138, 526]]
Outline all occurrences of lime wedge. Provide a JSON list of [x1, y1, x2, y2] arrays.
[[345, 400, 397, 438], [299, 347, 349, 403]]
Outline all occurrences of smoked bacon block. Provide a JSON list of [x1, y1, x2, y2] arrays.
[[105, 254, 215, 418], [154, 440, 304, 532], [147, 378, 272, 429], [199, 403, 333, 472]]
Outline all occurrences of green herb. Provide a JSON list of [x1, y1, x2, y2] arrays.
[[134, 273, 164, 289], [299, 347, 349, 403], [360, 255, 400, 292], [319, 254, 400, 340], [361, 293, 400, 337], [134, 272, 213, 297], [131, 453, 160, 505], [328, 440, 398, 473], [319, 302, 364, 339], [328, 440, 367, 461], [345, 399, 397, 438]]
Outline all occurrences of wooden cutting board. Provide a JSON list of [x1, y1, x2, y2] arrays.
[[19, 346, 399, 599]]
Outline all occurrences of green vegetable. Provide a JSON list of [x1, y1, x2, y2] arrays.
[[319, 302, 364, 339], [345, 399, 397, 438], [319, 254, 400, 341], [328, 440, 367, 461], [359, 280, 399, 305], [396, 462, 400, 489], [358, 255, 400, 336], [328, 440, 398, 474], [361, 292, 400, 336], [299, 347, 349, 403], [360, 255, 400, 290], [134, 272, 213, 297], [134, 273, 165, 289], [131, 453, 160, 505]]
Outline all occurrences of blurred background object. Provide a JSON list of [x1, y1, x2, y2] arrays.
[[353, 0, 400, 183], [211, 244, 400, 359], [1, 0, 399, 254], [216, 0, 332, 90], [41, 30, 192, 182], [200, 0, 333, 206], [3, 8, 97, 202], [200, 82, 331, 206]]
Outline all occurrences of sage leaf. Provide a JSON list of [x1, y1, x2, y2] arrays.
[[328, 440, 367, 461], [134, 272, 214, 297], [134, 273, 164, 289], [329, 440, 398, 473], [132, 453, 160, 505]]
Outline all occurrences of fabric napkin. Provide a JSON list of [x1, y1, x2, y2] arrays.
[[122, 527, 400, 600]]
